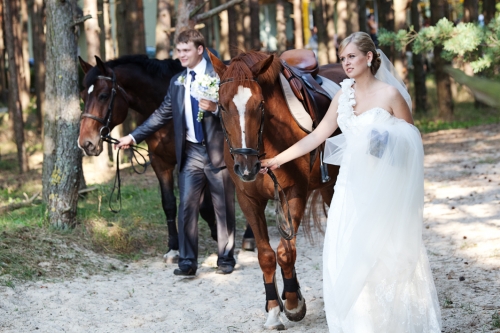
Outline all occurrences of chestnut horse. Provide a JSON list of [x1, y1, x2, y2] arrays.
[[78, 55, 219, 249], [209, 50, 347, 329]]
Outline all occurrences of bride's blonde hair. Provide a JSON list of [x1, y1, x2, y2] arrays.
[[338, 32, 381, 75]]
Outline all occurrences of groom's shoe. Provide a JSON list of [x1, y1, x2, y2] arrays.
[[174, 266, 196, 276]]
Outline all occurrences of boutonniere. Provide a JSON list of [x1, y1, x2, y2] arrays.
[[190, 74, 220, 122], [175, 75, 186, 86]]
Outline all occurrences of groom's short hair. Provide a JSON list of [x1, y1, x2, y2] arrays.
[[176, 29, 206, 50]]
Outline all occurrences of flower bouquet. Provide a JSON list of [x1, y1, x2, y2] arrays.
[[190, 74, 220, 122]]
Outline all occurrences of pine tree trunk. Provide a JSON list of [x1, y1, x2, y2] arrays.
[[336, 0, 359, 44], [324, 0, 337, 63], [156, 0, 172, 59], [0, 3, 9, 105], [103, 0, 115, 60], [483, 0, 496, 24], [394, 0, 409, 87], [28, 0, 46, 134], [219, 1, 230, 59], [276, 0, 287, 54], [463, 0, 478, 23], [411, 0, 427, 113], [3, 0, 29, 173], [358, 0, 367, 33], [97, 0, 107, 58], [430, 0, 453, 119], [249, 0, 260, 50], [313, 0, 328, 65], [228, 5, 238, 57], [292, 0, 303, 49], [19, 0, 31, 111], [376, 0, 394, 61], [43, 0, 83, 227]]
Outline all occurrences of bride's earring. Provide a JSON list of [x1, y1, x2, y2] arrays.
[[367, 61, 372, 67]]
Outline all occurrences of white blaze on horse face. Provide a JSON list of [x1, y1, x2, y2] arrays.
[[88, 85, 94, 94], [232, 85, 252, 150]]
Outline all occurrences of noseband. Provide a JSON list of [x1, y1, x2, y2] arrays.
[[218, 78, 266, 159], [81, 68, 128, 139]]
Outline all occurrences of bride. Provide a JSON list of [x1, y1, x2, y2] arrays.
[[260, 32, 442, 332]]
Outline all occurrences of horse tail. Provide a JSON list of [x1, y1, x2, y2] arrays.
[[302, 189, 328, 244]]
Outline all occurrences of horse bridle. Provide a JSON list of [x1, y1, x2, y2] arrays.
[[81, 68, 128, 139], [218, 77, 295, 241], [218, 78, 266, 159]]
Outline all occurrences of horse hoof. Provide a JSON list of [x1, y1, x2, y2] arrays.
[[284, 296, 306, 322], [242, 238, 256, 251], [264, 306, 285, 330]]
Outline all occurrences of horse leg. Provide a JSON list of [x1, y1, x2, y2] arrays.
[[242, 223, 255, 251], [277, 237, 307, 321], [199, 186, 217, 242]]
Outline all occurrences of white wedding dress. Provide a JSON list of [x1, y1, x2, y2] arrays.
[[322, 79, 442, 333]]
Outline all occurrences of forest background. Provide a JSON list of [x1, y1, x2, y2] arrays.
[[0, 0, 499, 290]]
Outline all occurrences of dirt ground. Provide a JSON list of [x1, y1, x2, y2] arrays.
[[1, 124, 500, 333]]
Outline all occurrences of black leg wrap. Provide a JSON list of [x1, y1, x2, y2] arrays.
[[167, 220, 179, 250], [263, 273, 284, 312], [281, 268, 302, 301]]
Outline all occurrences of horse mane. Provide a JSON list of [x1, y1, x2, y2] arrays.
[[223, 50, 282, 88], [83, 54, 184, 87]]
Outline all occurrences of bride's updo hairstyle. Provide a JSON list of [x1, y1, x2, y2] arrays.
[[338, 32, 381, 75]]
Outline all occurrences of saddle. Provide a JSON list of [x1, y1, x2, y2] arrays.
[[279, 49, 332, 126]]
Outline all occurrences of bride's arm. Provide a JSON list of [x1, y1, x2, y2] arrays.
[[261, 91, 341, 171], [388, 86, 414, 124]]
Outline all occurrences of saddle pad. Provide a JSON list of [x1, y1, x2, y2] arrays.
[[279, 73, 341, 133]]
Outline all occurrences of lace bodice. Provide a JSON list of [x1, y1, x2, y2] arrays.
[[336, 78, 393, 134]]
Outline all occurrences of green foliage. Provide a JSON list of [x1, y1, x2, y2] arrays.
[[379, 16, 500, 77]]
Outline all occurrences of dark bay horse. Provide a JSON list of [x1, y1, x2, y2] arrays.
[[78, 55, 219, 250], [209, 50, 347, 329]]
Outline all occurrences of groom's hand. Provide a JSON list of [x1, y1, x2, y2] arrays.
[[199, 99, 217, 112]]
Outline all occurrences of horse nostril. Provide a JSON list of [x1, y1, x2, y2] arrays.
[[84, 141, 94, 150], [233, 164, 241, 176]]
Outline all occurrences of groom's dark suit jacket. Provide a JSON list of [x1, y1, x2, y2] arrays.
[[131, 62, 225, 171]]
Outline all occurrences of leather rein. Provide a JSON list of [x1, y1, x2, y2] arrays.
[[218, 77, 295, 241]]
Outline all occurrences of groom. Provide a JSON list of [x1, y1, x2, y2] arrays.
[[115, 29, 236, 276]]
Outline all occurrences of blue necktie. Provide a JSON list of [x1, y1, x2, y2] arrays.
[[189, 70, 204, 143]]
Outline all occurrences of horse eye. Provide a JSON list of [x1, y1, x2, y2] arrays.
[[98, 93, 109, 101]]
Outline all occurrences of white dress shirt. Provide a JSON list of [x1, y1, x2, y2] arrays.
[[184, 58, 207, 143]]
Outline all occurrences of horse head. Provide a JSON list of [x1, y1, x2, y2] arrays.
[[210, 50, 281, 182], [78, 56, 130, 156]]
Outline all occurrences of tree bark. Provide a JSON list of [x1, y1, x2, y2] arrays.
[[219, 1, 230, 60], [28, 0, 46, 134], [376, 0, 394, 61], [335, 0, 359, 44], [411, 0, 427, 112], [276, 0, 287, 54], [483, 0, 496, 25], [249, 0, 260, 50], [292, 0, 303, 49], [43, 0, 83, 227], [102, 0, 115, 60], [313, 0, 328, 65], [0, 3, 9, 105], [156, 0, 172, 59], [19, 0, 31, 111], [394, 0, 409, 87], [116, 0, 146, 56], [227, 4, 238, 57], [430, 0, 453, 119], [358, 0, 367, 33], [3, 0, 29, 173], [463, 0, 478, 23], [324, 0, 337, 63]]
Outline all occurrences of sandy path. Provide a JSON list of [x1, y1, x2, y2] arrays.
[[1, 124, 500, 333]]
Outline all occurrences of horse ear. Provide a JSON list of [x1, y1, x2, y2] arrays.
[[250, 55, 274, 78], [208, 49, 227, 78], [94, 56, 107, 75], [78, 56, 93, 74]]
